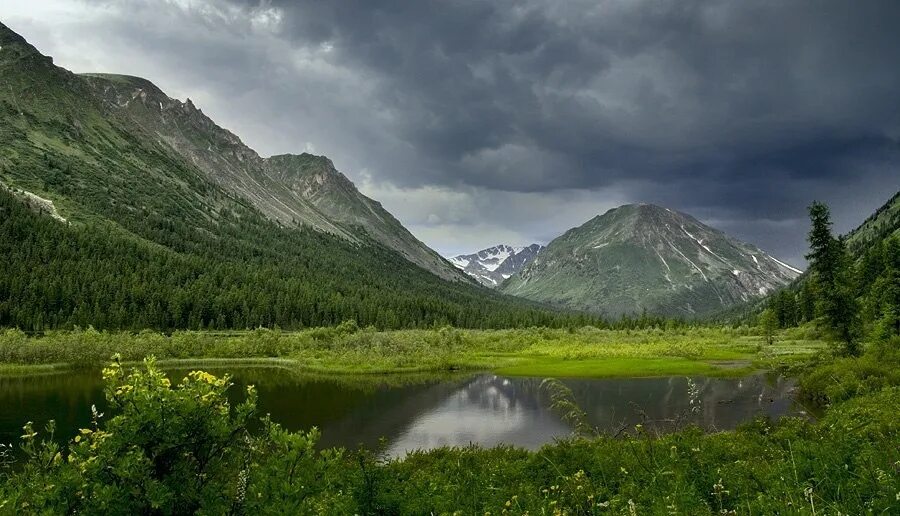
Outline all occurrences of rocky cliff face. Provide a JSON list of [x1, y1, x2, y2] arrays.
[[264, 153, 468, 281]]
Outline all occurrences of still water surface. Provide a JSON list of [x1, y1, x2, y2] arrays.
[[0, 368, 806, 457]]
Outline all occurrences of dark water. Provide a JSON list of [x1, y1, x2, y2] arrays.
[[0, 368, 807, 457]]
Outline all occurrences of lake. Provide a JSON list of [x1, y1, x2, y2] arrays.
[[0, 367, 807, 457]]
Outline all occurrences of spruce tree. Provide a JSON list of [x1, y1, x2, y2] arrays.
[[805, 202, 861, 355]]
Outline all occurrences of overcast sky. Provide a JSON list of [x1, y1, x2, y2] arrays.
[[3, 0, 899, 265]]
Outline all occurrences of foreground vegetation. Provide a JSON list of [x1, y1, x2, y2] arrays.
[[0, 324, 825, 377], [1, 338, 898, 515]]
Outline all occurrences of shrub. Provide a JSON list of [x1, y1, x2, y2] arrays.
[[0, 357, 345, 514]]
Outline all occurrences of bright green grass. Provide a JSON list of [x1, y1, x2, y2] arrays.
[[0, 326, 827, 378]]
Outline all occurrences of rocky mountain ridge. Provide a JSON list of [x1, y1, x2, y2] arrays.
[[80, 73, 467, 281], [450, 244, 544, 287]]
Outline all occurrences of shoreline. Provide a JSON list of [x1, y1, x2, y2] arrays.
[[1, 355, 763, 379]]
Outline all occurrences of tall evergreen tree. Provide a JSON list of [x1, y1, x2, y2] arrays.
[[797, 280, 817, 323], [805, 202, 861, 355]]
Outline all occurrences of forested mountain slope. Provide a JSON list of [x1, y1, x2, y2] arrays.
[[846, 191, 900, 256], [80, 72, 466, 281], [0, 22, 592, 330], [756, 190, 900, 333]]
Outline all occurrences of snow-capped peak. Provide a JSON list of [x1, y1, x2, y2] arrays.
[[450, 244, 545, 287]]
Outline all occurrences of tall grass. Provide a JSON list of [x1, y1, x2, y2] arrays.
[[0, 325, 825, 376]]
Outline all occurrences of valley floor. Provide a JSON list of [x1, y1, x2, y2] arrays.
[[1, 328, 898, 514], [0, 326, 826, 378]]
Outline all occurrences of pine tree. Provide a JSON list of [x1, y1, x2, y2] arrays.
[[805, 202, 861, 355]]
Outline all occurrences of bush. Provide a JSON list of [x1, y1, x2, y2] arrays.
[[0, 357, 347, 514], [799, 347, 900, 406]]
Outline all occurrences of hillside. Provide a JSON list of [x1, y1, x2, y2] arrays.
[[0, 22, 592, 330], [846, 191, 900, 257], [501, 204, 801, 318], [743, 188, 900, 328], [80, 73, 466, 281]]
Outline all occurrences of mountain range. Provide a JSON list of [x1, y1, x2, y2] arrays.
[[3, 21, 878, 327], [79, 72, 465, 282], [0, 22, 593, 330], [449, 244, 544, 287], [500, 204, 802, 318]]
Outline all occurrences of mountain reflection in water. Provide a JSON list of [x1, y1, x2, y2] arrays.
[[0, 369, 805, 458]]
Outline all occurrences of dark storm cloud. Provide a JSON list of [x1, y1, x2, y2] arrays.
[[6, 0, 899, 262], [223, 1, 900, 213], [235, 1, 900, 175]]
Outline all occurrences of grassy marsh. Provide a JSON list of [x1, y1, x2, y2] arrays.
[[0, 325, 827, 378]]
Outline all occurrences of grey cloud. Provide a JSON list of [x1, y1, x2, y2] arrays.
[[5, 0, 900, 264]]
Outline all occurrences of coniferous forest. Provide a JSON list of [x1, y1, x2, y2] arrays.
[[0, 188, 596, 331]]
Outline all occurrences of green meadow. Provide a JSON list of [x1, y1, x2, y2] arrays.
[[0, 325, 826, 378]]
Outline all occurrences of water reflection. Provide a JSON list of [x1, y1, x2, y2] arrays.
[[386, 376, 569, 455], [0, 369, 806, 458], [566, 373, 800, 434]]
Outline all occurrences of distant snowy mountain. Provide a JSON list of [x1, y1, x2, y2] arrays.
[[449, 244, 544, 287]]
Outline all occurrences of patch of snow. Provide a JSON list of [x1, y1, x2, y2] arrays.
[[478, 247, 514, 271], [655, 249, 671, 273], [592, 242, 608, 249], [751, 255, 760, 266], [767, 255, 803, 275], [758, 286, 768, 295], [732, 269, 741, 276], [665, 237, 708, 282], [478, 274, 498, 286], [682, 225, 730, 265], [448, 257, 469, 269], [681, 226, 700, 244]]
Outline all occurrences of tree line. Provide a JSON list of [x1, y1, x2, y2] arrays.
[[761, 201, 899, 354]]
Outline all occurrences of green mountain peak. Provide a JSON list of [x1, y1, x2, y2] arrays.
[[501, 204, 801, 318]]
